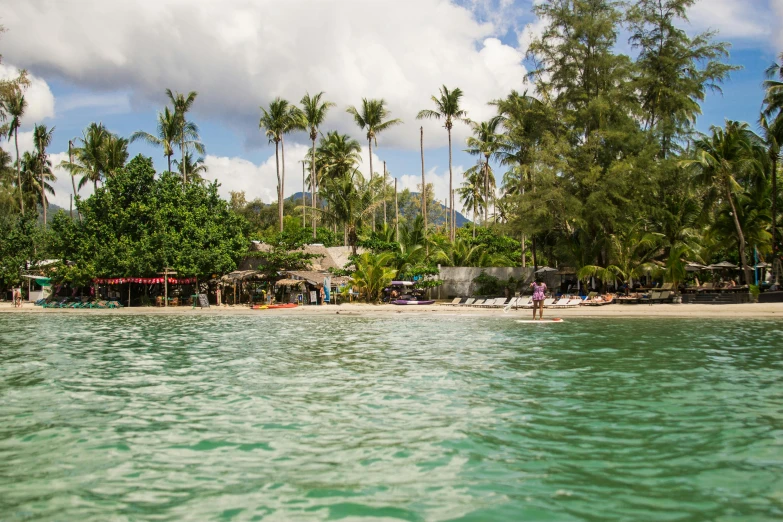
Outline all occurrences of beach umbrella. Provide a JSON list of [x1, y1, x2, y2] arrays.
[[755, 262, 771, 268], [685, 262, 706, 272], [535, 267, 558, 274], [707, 261, 738, 269]]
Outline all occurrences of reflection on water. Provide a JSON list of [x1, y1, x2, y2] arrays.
[[1, 314, 783, 521]]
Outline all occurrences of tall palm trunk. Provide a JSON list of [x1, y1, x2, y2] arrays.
[[69, 141, 81, 223], [383, 160, 387, 226], [420, 127, 427, 255], [181, 130, 187, 185], [274, 140, 282, 232], [167, 154, 172, 174], [15, 129, 23, 215], [484, 155, 490, 225], [311, 137, 317, 239], [472, 199, 476, 238], [447, 127, 454, 241], [773, 155, 778, 257], [368, 138, 374, 231], [725, 180, 751, 284], [41, 169, 46, 229], [280, 136, 286, 232]]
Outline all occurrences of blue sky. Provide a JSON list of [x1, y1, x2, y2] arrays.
[[1, 0, 781, 214]]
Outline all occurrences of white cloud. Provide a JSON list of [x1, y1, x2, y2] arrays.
[[1, 0, 528, 150], [203, 142, 311, 203], [0, 64, 55, 127], [773, 0, 783, 49], [687, 0, 771, 42]]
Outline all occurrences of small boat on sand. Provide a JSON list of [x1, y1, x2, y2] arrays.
[[391, 299, 435, 305], [266, 303, 298, 309]]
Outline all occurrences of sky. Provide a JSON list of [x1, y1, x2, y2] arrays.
[[1, 0, 781, 216]]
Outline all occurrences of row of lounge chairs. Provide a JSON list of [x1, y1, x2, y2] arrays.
[[446, 295, 589, 309], [36, 297, 124, 309]]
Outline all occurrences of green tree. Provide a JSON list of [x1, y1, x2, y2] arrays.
[[130, 106, 185, 173], [457, 162, 485, 237], [32, 124, 55, 227], [1, 88, 26, 214], [416, 85, 468, 241], [301, 92, 335, 238], [763, 52, 783, 256], [681, 121, 764, 284], [346, 98, 402, 231], [259, 97, 302, 231], [465, 116, 502, 223], [628, 0, 737, 157], [351, 252, 397, 303], [165, 89, 204, 184], [173, 151, 208, 185], [49, 155, 248, 280]]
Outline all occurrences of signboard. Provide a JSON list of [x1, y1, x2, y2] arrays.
[[310, 290, 317, 304], [197, 293, 210, 308]]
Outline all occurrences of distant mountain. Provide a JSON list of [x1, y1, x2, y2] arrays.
[[287, 191, 470, 227]]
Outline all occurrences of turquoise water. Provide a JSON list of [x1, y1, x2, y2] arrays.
[[1, 314, 782, 521]]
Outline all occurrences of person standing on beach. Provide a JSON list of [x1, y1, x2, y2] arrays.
[[530, 278, 547, 320]]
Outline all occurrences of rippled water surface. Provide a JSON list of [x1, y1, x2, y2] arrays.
[[1, 314, 783, 521]]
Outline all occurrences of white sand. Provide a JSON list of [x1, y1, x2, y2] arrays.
[[2, 301, 782, 318]]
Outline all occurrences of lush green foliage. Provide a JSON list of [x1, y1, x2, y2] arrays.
[[48, 155, 248, 282]]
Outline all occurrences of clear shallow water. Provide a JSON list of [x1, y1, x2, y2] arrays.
[[1, 315, 782, 521]]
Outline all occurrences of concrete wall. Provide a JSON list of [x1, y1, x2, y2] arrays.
[[438, 267, 546, 298]]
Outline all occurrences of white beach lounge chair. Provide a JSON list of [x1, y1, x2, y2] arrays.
[[492, 298, 510, 308], [542, 298, 557, 308], [471, 299, 486, 307], [460, 298, 475, 306], [518, 297, 534, 308], [447, 297, 462, 306]]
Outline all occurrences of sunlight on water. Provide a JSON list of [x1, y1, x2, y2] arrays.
[[1, 314, 782, 521]]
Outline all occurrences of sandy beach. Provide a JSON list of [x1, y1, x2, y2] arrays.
[[2, 300, 782, 318]]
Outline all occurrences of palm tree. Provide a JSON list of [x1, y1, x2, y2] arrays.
[[681, 121, 765, 284], [457, 162, 485, 238], [346, 98, 402, 231], [165, 89, 203, 184], [417, 85, 469, 241], [316, 131, 362, 182], [173, 152, 208, 184], [19, 150, 55, 217], [466, 116, 502, 224], [1, 89, 26, 214], [259, 97, 302, 231], [65, 123, 109, 191], [352, 252, 397, 303], [576, 225, 663, 289], [102, 134, 129, 178], [317, 168, 382, 254], [33, 124, 54, 228], [763, 52, 783, 257], [301, 92, 335, 238], [130, 107, 181, 173]]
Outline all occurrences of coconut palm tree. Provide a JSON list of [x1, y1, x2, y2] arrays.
[[317, 131, 362, 182], [66, 123, 109, 191], [33, 124, 54, 228], [259, 97, 302, 231], [762, 53, 783, 257], [417, 85, 469, 241], [576, 225, 663, 289], [165, 89, 203, 184], [346, 98, 402, 231], [102, 134, 129, 178], [1, 89, 26, 214], [457, 162, 485, 238], [466, 116, 502, 224], [173, 152, 208, 185], [301, 92, 335, 238], [130, 107, 182, 173], [681, 121, 765, 284], [19, 150, 55, 217]]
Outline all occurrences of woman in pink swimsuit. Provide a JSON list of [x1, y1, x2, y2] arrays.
[[530, 278, 547, 320]]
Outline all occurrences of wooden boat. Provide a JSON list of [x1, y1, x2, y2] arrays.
[[391, 299, 435, 305], [266, 303, 298, 309]]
